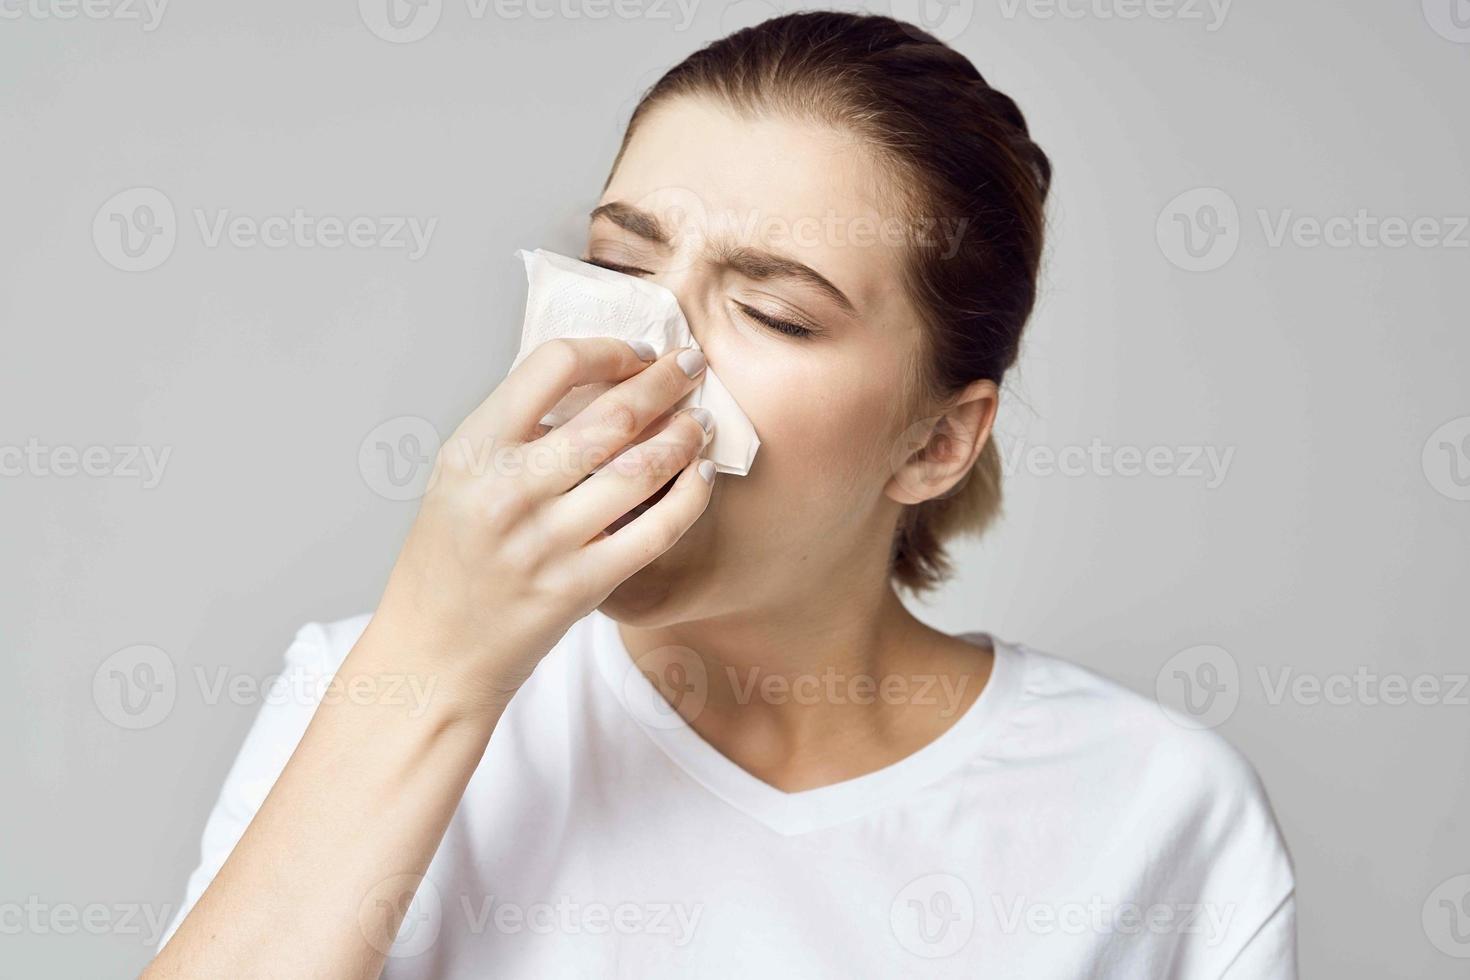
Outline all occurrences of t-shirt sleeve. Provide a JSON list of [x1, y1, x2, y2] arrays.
[[1218, 891, 1297, 979], [155, 622, 334, 952]]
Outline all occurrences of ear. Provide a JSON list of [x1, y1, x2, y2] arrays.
[[884, 379, 999, 506]]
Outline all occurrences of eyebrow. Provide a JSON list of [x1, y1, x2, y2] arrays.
[[589, 201, 860, 317]]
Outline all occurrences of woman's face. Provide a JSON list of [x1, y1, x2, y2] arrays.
[[587, 96, 935, 624]]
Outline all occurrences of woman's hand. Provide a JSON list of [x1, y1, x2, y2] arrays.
[[367, 336, 717, 708], [144, 337, 716, 980]]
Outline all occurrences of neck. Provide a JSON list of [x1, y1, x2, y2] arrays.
[[614, 578, 992, 791]]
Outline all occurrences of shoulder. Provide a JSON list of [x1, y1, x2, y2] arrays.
[[998, 639, 1295, 885], [996, 641, 1297, 969], [1002, 641, 1276, 810]]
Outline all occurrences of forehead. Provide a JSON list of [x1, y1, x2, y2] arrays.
[[601, 96, 912, 316]]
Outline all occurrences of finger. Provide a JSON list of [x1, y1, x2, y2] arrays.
[[458, 337, 657, 451], [547, 407, 713, 547], [580, 454, 717, 580], [521, 346, 707, 496]]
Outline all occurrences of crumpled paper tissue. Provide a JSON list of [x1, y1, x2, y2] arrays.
[[508, 247, 760, 476]]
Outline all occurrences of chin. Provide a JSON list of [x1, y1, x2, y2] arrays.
[[599, 567, 681, 626], [597, 546, 706, 627]]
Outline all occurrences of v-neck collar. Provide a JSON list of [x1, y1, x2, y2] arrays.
[[588, 608, 1025, 836]]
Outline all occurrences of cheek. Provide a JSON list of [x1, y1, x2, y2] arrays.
[[715, 358, 904, 505]]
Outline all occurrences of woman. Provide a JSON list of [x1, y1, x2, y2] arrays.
[[147, 12, 1294, 978]]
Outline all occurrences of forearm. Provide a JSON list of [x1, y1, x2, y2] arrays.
[[147, 339, 712, 977], [145, 625, 504, 979]]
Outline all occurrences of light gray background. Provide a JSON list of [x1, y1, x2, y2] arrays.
[[3, 0, 1467, 976]]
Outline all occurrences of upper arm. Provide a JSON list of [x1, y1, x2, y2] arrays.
[[1218, 890, 1297, 980]]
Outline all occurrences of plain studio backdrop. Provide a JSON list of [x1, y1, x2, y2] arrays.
[[2, 0, 1467, 976]]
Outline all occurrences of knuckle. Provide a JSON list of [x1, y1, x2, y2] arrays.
[[434, 437, 477, 480], [499, 522, 549, 574], [615, 443, 680, 482], [507, 548, 590, 618], [659, 358, 692, 399], [609, 449, 646, 479], [476, 482, 530, 529], [644, 517, 682, 555], [594, 399, 640, 442], [536, 338, 580, 381], [533, 561, 594, 608], [677, 413, 708, 450], [666, 438, 698, 473]]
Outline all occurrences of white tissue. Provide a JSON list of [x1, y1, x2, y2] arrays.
[[509, 248, 761, 476]]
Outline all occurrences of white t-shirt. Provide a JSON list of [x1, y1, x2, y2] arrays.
[[160, 610, 1296, 977]]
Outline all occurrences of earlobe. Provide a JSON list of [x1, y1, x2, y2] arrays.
[[884, 379, 999, 506]]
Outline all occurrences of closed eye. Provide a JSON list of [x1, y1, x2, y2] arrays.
[[734, 303, 814, 339], [581, 256, 652, 276], [582, 255, 816, 339]]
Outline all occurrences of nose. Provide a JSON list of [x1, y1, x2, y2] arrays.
[[649, 260, 709, 351]]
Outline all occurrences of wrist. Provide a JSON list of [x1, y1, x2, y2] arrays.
[[344, 615, 526, 732]]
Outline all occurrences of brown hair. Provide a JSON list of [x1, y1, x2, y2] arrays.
[[607, 11, 1052, 593]]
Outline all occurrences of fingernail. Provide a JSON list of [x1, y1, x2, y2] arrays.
[[688, 407, 714, 434], [698, 459, 717, 483], [677, 348, 706, 378], [629, 340, 657, 362]]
